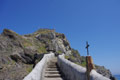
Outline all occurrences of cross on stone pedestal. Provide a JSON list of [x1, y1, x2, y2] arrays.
[[85, 41, 95, 80], [86, 41, 90, 56]]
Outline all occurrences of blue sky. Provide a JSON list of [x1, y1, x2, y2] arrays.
[[0, 0, 120, 74]]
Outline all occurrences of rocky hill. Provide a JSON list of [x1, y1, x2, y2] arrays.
[[0, 29, 115, 80]]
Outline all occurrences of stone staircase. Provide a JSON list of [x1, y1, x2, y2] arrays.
[[44, 58, 65, 80]]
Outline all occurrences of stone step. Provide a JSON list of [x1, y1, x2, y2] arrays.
[[44, 78, 63, 80], [48, 64, 57, 66], [48, 64, 57, 67], [45, 71, 60, 74], [48, 61, 57, 63], [47, 65, 58, 67], [46, 68, 58, 71], [48, 63, 57, 65], [45, 74, 62, 78], [52, 61, 57, 62], [44, 58, 65, 80], [47, 66, 57, 68]]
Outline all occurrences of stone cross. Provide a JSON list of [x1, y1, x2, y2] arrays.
[[86, 41, 90, 56]]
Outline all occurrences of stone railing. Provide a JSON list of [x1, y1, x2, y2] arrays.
[[23, 52, 55, 80], [57, 54, 110, 80]]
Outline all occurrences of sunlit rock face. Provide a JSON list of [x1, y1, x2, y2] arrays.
[[0, 29, 114, 80], [0, 29, 72, 80]]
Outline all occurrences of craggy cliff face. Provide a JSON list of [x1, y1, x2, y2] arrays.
[[0, 29, 72, 80], [0, 29, 114, 80]]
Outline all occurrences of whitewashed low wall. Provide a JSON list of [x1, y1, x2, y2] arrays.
[[90, 70, 110, 80], [23, 52, 55, 80], [58, 54, 110, 80]]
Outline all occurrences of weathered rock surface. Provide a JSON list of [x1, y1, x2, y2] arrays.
[[0, 29, 115, 80], [95, 65, 116, 80], [0, 29, 71, 80]]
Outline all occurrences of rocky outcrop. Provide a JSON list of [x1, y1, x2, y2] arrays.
[[0, 29, 72, 80], [36, 30, 71, 53], [0, 28, 115, 80], [95, 65, 112, 78], [95, 65, 116, 80]]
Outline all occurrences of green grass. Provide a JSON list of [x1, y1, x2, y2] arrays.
[[70, 55, 75, 60], [65, 55, 76, 60], [26, 65, 33, 73], [23, 39, 33, 48], [75, 62, 81, 65], [37, 46, 47, 54], [57, 50, 63, 54], [34, 29, 55, 37], [65, 55, 86, 67], [80, 61, 86, 67], [65, 55, 69, 59], [74, 61, 86, 67]]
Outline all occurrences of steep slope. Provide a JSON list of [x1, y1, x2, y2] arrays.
[[0, 29, 115, 80], [0, 29, 71, 80]]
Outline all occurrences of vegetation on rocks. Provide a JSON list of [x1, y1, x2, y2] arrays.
[[65, 49, 82, 64], [0, 28, 115, 80], [23, 39, 33, 48], [0, 29, 71, 80], [57, 50, 63, 54], [37, 46, 47, 54], [26, 64, 33, 73]]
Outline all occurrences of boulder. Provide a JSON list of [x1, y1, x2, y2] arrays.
[[10, 53, 23, 62], [52, 38, 66, 53], [2, 29, 18, 40], [36, 32, 56, 40], [95, 65, 112, 78]]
